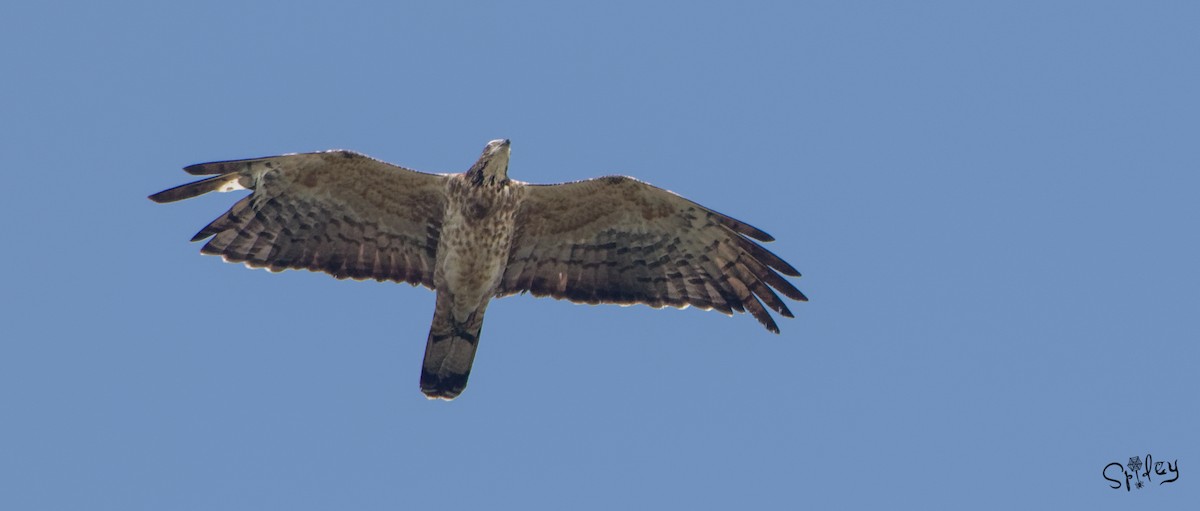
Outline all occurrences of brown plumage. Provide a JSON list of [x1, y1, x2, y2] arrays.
[[150, 139, 806, 400]]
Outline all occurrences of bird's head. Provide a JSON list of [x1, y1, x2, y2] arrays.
[[467, 138, 511, 185]]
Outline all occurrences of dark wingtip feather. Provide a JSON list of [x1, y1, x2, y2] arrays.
[[147, 190, 175, 203], [713, 215, 774, 242], [741, 224, 775, 242], [184, 161, 237, 175], [760, 269, 806, 301], [764, 319, 781, 334], [734, 236, 801, 277], [193, 228, 217, 243], [148, 175, 233, 203], [740, 292, 779, 334]]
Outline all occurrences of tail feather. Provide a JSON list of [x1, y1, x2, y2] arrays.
[[420, 298, 487, 400]]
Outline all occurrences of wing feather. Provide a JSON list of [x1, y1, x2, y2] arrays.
[[151, 150, 448, 287], [497, 176, 805, 332]]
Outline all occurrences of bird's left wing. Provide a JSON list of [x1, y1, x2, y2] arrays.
[[497, 176, 806, 332], [150, 150, 449, 287]]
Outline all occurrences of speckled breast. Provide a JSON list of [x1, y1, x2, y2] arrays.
[[434, 176, 523, 316]]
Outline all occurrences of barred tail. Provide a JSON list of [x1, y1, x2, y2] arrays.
[[420, 294, 488, 400]]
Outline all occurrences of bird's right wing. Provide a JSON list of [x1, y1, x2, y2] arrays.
[[496, 176, 805, 332], [150, 150, 450, 287]]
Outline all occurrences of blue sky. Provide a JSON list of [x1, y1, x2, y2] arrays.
[[2, 1, 1196, 508]]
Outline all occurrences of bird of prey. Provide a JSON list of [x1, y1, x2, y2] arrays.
[[150, 139, 807, 400]]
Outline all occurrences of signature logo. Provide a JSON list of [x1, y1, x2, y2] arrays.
[[1103, 454, 1179, 491]]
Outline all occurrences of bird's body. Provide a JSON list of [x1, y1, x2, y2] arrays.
[[423, 163, 522, 398], [150, 139, 806, 400], [437, 173, 521, 319]]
